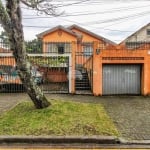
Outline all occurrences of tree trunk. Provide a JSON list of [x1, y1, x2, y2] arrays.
[[16, 59, 51, 109], [5, 0, 50, 109]]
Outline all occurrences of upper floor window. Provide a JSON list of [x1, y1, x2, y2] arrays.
[[147, 29, 150, 36], [82, 43, 93, 57], [58, 44, 64, 54], [45, 42, 71, 53]]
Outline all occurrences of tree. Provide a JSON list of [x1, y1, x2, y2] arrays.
[[0, 0, 59, 109], [0, 31, 9, 43], [25, 39, 42, 53], [0, 31, 42, 53]]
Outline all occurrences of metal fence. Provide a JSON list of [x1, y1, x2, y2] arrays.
[[125, 41, 150, 49], [0, 55, 70, 93], [75, 42, 93, 94], [1, 40, 150, 94], [29, 55, 70, 93], [0, 41, 71, 93]]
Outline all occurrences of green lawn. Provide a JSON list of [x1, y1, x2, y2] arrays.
[[0, 100, 119, 136]]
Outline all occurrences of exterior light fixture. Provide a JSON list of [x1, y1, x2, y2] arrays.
[[96, 48, 100, 55]]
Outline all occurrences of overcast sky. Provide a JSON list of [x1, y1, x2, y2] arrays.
[[2, 0, 150, 43]]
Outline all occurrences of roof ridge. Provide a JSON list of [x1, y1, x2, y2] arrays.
[[36, 25, 80, 38], [68, 24, 116, 45], [120, 22, 150, 44]]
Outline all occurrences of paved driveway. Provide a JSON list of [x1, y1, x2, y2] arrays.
[[45, 94, 150, 140], [0, 93, 150, 140], [99, 96, 150, 140], [0, 93, 29, 113]]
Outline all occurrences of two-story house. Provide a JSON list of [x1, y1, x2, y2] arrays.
[[36, 24, 150, 95], [36, 24, 115, 94]]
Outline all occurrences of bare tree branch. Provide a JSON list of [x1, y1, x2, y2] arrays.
[[20, 0, 61, 16], [0, 0, 65, 109], [21, 0, 46, 8], [0, 0, 51, 109], [20, 0, 34, 7]]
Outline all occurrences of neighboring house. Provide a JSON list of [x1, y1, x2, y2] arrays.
[[121, 22, 150, 49]]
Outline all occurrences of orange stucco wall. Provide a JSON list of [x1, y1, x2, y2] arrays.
[[41, 27, 150, 96], [42, 29, 77, 53], [41, 27, 115, 94], [43, 30, 77, 42], [91, 42, 150, 96], [70, 28, 110, 66], [71, 28, 102, 42]]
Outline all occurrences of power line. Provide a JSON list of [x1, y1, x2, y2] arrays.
[[21, 3, 150, 34], [54, 0, 92, 8], [22, 11, 150, 33], [23, 25, 134, 32], [60, 4, 150, 16], [1, 1, 149, 34], [21, 0, 112, 10], [56, 10, 150, 28], [98, 12, 150, 28], [81, 11, 150, 25], [21, 0, 92, 10], [0, 23, 130, 37], [22, 4, 150, 19], [23, 25, 52, 28]]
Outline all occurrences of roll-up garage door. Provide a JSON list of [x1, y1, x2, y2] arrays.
[[102, 64, 141, 95]]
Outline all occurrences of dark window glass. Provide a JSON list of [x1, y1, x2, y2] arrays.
[[58, 46, 64, 54], [147, 29, 150, 35]]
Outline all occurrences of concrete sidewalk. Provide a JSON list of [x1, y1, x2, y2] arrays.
[[0, 93, 29, 114]]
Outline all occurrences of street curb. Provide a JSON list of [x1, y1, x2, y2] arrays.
[[0, 136, 150, 146], [125, 140, 150, 145], [0, 136, 120, 144], [119, 138, 150, 145]]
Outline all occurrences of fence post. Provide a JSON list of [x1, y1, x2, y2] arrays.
[[92, 41, 102, 96], [71, 41, 76, 94], [143, 50, 150, 95]]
